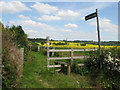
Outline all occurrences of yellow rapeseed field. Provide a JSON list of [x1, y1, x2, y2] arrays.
[[37, 41, 120, 49]]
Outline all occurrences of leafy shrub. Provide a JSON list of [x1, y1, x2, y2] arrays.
[[84, 48, 120, 88], [71, 60, 89, 76], [71, 61, 80, 74]]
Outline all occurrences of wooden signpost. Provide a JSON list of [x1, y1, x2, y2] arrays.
[[85, 9, 101, 56], [85, 9, 102, 68]]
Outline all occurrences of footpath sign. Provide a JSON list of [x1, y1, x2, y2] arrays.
[[85, 9, 101, 56], [85, 12, 97, 21]]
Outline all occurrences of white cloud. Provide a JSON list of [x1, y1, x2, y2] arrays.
[[38, 15, 61, 21], [8, 21, 16, 25], [64, 23, 78, 28], [31, 2, 58, 14], [0, 1, 31, 14], [64, 29, 73, 32], [9, 19, 56, 34], [8, 19, 95, 40], [38, 10, 81, 21], [24, 29, 40, 37], [57, 10, 81, 20], [18, 19, 55, 31], [58, 10, 80, 17], [88, 17, 118, 33], [18, 15, 30, 20]]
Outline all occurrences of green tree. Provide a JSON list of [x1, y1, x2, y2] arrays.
[[9, 25, 28, 48]]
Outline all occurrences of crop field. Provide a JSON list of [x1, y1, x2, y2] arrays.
[[37, 41, 120, 49]]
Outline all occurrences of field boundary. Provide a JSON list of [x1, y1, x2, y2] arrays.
[[46, 37, 96, 70]]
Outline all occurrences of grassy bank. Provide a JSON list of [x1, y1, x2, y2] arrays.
[[17, 51, 97, 88]]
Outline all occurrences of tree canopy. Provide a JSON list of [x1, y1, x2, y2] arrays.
[[9, 25, 28, 47]]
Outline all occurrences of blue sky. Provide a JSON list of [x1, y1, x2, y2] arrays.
[[0, 1, 119, 41]]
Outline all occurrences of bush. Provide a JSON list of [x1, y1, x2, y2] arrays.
[[71, 60, 89, 76], [2, 23, 28, 88], [71, 61, 80, 74], [84, 48, 120, 88]]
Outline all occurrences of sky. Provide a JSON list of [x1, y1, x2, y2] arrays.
[[0, 1, 119, 41]]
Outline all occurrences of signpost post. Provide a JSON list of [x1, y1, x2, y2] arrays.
[[96, 9, 101, 56], [46, 36, 50, 70], [85, 9, 101, 56]]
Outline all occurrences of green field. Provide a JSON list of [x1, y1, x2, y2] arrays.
[[17, 50, 98, 88]]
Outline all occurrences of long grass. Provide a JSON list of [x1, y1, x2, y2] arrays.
[[17, 50, 97, 88]]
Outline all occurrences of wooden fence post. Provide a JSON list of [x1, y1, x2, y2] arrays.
[[46, 36, 50, 70], [51, 47, 55, 56], [84, 49, 85, 59], [71, 48, 74, 64], [67, 64, 71, 76], [38, 45, 40, 52], [68, 48, 74, 76]]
